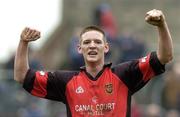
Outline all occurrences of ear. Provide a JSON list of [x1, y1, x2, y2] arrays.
[[104, 43, 109, 54], [77, 44, 82, 54]]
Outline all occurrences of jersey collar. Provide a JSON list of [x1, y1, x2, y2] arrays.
[[80, 62, 112, 71], [80, 63, 112, 81]]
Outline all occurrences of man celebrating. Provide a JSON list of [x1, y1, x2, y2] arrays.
[[14, 9, 173, 117]]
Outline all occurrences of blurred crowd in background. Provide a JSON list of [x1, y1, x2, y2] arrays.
[[0, 1, 180, 117]]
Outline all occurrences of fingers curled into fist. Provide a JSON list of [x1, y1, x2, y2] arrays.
[[145, 9, 165, 26], [21, 27, 41, 42]]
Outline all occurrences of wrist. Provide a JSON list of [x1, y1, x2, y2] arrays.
[[20, 39, 29, 45], [157, 20, 167, 29]]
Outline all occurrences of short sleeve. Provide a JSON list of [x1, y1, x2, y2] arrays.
[[23, 69, 78, 103], [112, 52, 165, 94]]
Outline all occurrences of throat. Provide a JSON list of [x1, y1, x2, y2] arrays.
[[88, 71, 99, 78], [86, 64, 104, 78]]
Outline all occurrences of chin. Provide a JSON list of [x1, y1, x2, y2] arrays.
[[86, 58, 99, 63]]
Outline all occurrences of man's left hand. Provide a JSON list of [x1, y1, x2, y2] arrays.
[[145, 9, 165, 27]]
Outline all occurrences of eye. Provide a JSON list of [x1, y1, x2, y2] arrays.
[[83, 40, 90, 44], [95, 40, 102, 44]]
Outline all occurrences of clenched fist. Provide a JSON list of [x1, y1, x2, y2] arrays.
[[145, 9, 165, 27], [20, 27, 40, 42]]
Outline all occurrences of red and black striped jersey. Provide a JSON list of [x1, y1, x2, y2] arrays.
[[23, 52, 165, 117]]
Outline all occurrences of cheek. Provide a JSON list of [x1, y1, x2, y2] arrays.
[[81, 46, 86, 50], [81, 46, 88, 53], [100, 46, 106, 51]]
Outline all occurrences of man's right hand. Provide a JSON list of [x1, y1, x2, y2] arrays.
[[20, 27, 41, 42]]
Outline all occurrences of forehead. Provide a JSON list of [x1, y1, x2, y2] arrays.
[[81, 30, 104, 41]]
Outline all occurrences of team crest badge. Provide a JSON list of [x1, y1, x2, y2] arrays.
[[105, 83, 113, 94]]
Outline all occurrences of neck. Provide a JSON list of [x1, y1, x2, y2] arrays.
[[85, 61, 104, 78]]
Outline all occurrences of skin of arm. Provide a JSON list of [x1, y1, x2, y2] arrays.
[[145, 9, 173, 64], [14, 27, 40, 83]]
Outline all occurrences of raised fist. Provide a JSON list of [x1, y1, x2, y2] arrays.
[[145, 9, 165, 26], [20, 27, 41, 42]]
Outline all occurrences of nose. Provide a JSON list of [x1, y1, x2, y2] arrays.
[[89, 41, 96, 48]]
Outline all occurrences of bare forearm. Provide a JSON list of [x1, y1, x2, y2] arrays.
[[157, 21, 173, 64], [145, 9, 173, 64], [14, 40, 29, 83], [14, 27, 40, 83]]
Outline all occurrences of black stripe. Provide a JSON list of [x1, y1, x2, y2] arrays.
[[46, 71, 78, 103], [112, 60, 143, 93], [66, 103, 72, 117], [132, 80, 149, 94], [126, 91, 132, 117], [149, 52, 165, 75], [23, 69, 36, 93]]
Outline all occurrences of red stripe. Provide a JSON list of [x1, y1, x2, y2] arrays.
[[31, 71, 48, 97], [139, 54, 155, 82]]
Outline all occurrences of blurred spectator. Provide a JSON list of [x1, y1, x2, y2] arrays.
[[28, 47, 43, 70], [93, 3, 118, 39], [166, 109, 180, 117], [0, 47, 44, 117], [131, 98, 143, 117], [17, 108, 29, 117], [26, 102, 45, 117], [68, 27, 84, 70], [3, 52, 15, 80], [4, 53, 15, 72], [3, 47, 42, 80], [145, 104, 162, 117], [162, 60, 180, 111], [117, 32, 146, 63]]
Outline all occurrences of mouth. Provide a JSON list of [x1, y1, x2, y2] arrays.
[[88, 51, 98, 56]]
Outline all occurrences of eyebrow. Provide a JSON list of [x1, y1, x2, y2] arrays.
[[82, 38, 103, 42]]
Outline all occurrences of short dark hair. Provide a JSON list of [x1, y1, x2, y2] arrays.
[[79, 25, 106, 42]]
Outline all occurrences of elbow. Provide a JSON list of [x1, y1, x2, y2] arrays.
[[167, 55, 173, 63], [168, 54, 173, 62], [162, 54, 173, 64], [158, 52, 173, 64], [14, 71, 25, 84], [14, 76, 24, 84], [166, 52, 173, 62]]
